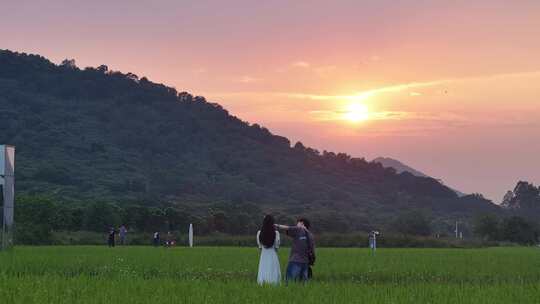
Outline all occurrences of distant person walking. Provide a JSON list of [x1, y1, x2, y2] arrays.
[[119, 225, 127, 245], [153, 232, 160, 247], [275, 218, 315, 282], [368, 230, 379, 252], [256, 215, 281, 285], [165, 231, 174, 247], [107, 227, 116, 247]]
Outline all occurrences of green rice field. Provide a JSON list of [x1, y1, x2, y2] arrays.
[[1, 246, 539, 303]]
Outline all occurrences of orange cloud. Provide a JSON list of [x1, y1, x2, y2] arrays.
[[235, 76, 262, 83], [291, 61, 310, 68]]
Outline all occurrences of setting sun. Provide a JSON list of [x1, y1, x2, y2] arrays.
[[344, 103, 369, 122]]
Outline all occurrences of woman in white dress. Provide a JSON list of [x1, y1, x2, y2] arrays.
[[257, 215, 281, 285]]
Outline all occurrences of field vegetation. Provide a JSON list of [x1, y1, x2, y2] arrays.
[[1, 246, 539, 303]]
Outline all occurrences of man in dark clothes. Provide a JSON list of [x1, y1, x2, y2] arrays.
[[275, 218, 315, 282], [107, 227, 115, 247]]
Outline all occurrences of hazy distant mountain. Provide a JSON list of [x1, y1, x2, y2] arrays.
[[0, 49, 498, 232], [373, 157, 429, 178], [373, 157, 467, 197]]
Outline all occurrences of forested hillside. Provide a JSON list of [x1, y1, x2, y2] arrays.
[[0, 50, 500, 234]]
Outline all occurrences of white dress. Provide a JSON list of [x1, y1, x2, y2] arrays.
[[256, 230, 281, 285]]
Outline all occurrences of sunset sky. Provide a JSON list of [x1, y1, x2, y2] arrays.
[[2, 0, 539, 202]]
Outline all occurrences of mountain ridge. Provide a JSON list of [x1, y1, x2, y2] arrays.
[[372, 157, 429, 178], [373, 157, 467, 197], [0, 49, 499, 231]]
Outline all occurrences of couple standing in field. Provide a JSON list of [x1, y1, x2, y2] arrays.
[[256, 215, 316, 285]]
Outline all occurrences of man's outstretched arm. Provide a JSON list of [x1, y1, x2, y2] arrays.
[[274, 224, 290, 230], [275, 224, 300, 238]]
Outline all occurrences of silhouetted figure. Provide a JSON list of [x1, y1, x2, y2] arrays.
[[153, 232, 160, 247], [165, 231, 175, 247], [369, 231, 380, 254], [119, 225, 127, 245], [107, 227, 116, 247]]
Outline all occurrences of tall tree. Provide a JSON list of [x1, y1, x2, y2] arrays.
[[500, 216, 538, 245], [473, 214, 500, 241], [512, 181, 540, 209]]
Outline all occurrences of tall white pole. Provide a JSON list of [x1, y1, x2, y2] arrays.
[[455, 221, 458, 239], [188, 223, 193, 247], [1, 145, 15, 250]]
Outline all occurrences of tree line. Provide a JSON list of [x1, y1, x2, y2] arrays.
[[473, 214, 539, 245], [11, 194, 539, 246], [13, 195, 266, 244]]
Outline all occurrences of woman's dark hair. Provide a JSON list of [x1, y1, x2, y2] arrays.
[[259, 215, 276, 248]]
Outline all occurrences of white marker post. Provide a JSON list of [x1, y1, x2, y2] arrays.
[[0, 145, 15, 250], [188, 223, 193, 247]]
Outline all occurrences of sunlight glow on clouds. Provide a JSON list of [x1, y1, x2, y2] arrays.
[[235, 76, 262, 83], [291, 61, 310, 68], [279, 70, 540, 103]]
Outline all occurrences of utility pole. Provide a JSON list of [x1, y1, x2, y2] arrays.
[[1, 145, 15, 250]]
